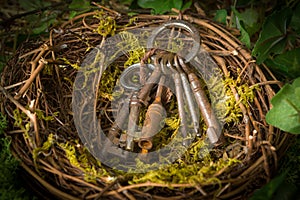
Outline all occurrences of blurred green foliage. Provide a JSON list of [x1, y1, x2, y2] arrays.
[[0, 113, 37, 199]]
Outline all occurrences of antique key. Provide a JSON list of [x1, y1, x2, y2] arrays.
[[125, 58, 162, 151], [174, 56, 200, 136], [138, 76, 167, 153], [178, 57, 221, 144]]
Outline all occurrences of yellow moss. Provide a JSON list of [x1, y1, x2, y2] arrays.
[[150, 114, 180, 149], [185, 139, 208, 162], [93, 10, 116, 37], [35, 109, 58, 121], [63, 77, 73, 86], [206, 74, 228, 122], [59, 142, 81, 168], [223, 74, 256, 123], [124, 16, 138, 27], [129, 153, 239, 186], [43, 64, 53, 75], [118, 31, 145, 67], [59, 58, 80, 70], [98, 64, 122, 100], [33, 133, 54, 166], [165, 116, 180, 130], [168, 39, 184, 54], [58, 141, 110, 183], [78, 50, 105, 90], [13, 109, 27, 127], [13, 109, 33, 146]]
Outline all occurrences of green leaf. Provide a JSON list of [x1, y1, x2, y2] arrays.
[[239, 22, 251, 48], [137, 0, 183, 14], [271, 182, 298, 200], [233, 7, 260, 36], [32, 18, 55, 34], [214, 9, 227, 24], [290, 3, 300, 34], [172, 0, 182, 10], [19, 0, 51, 11], [181, 0, 192, 11], [252, 8, 292, 64], [250, 172, 287, 200], [31, 11, 58, 34], [120, 0, 135, 5], [68, 0, 90, 10], [266, 77, 300, 134], [264, 48, 300, 79], [69, 11, 78, 19], [232, 7, 251, 48], [68, 0, 90, 19]]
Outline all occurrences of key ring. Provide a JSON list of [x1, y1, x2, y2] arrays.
[[147, 20, 201, 63], [120, 63, 155, 90]]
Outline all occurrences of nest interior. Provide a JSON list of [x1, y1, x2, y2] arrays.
[[0, 7, 292, 200]]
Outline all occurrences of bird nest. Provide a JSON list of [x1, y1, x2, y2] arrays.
[[0, 6, 291, 200]]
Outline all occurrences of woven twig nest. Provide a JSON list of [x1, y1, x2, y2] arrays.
[[0, 6, 291, 200]]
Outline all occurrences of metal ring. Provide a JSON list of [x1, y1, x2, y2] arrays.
[[147, 20, 201, 63], [120, 63, 155, 90]]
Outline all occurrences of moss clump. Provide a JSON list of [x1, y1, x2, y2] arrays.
[[13, 109, 32, 145], [98, 64, 123, 101], [32, 133, 54, 167], [58, 140, 113, 183], [94, 10, 116, 37], [59, 57, 80, 70], [206, 73, 228, 123], [35, 109, 59, 121], [129, 154, 240, 186], [118, 31, 146, 67], [223, 74, 256, 123]]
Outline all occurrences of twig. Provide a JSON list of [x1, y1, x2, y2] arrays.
[[237, 60, 256, 81], [0, 85, 39, 146], [3, 80, 27, 90], [91, 2, 121, 17], [61, 11, 98, 28], [14, 58, 47, 100], [249, 80, 282, 88], [115, 182, 194, 193], [95, 178, 119, 199], [224, 132, 246, 141]]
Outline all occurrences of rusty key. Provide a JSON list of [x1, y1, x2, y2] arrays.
[[178, 57, 222, 144]]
